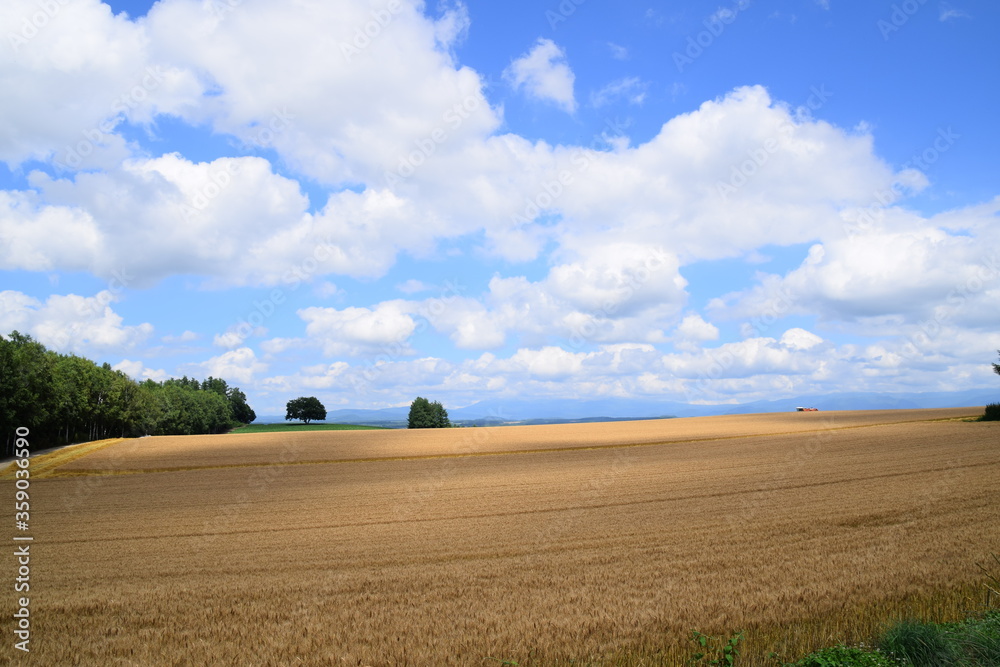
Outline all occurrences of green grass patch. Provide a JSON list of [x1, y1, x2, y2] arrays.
[[228, 422, 388, 434], [786, 644, 898, 666], [879, 618, 959, 665], [784, 610, 1000, 667]]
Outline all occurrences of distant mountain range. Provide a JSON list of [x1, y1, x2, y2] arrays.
[[255, 387, 997, 427]]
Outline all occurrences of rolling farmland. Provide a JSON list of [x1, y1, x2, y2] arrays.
[[3, 408, 999, 665]]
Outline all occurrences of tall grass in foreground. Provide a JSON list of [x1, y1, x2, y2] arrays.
[[879, 619, 961, 665], [518, 579, 998, 665], [787, 609, 1000, 666], [610, 583, 992, 666], [701, 556, 1000, 667]]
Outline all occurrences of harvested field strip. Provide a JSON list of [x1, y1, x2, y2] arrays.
[[34, 456, 1000, 547], [53, 407, 983, 472], [45, 410, 980, 477], [45, 431, 828, 476], [0, 438, 124, 480]]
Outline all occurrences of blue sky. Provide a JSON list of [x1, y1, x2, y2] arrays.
[[1, 0, 998, 416]]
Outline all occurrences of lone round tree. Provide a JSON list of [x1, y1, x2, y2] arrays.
[[407, 397, 450, 429], [285, 396, 326, 424]]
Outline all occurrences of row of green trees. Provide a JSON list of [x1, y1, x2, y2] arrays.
[[0, 331, 256, 453]]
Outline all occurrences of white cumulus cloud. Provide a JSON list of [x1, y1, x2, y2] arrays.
[[298, 301, 417, 356], [0, 289, 152, 354], [504, 38, 577, 113]]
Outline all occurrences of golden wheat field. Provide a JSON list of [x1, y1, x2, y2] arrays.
[[3, 408, 999, 665]]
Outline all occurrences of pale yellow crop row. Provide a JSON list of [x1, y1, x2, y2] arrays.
[[54, 406, 979, 473]]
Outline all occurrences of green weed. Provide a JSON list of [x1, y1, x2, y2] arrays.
[[688, 630, 743, 666], [785, 644, 899, 667]]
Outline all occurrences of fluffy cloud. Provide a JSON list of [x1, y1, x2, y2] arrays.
[[194, 347, 267, 385], [780, 328, 824, 350], [546, 243, 684, 316], [1, 0, 980, 295], [162, 330, 199, 343], [711, 200, 1000, 328], [674, 314, 720, 351], [299, 301, 417, 356], [397, 279, 431, 295], [144, 0, 497, 185], [590, 77, 647, 107], [0, 156, 450, 287], [418, 243, 687, 350], [244, 320, 1000, 412], [113, 359, 169, 382], [501, 346, 584, 379], [2, 72, 950, 293], [0, 190, 100, 272], [0, 290, 152, 354], [214, 330, 250, 350], [0, 155, 307, 285], [0, 0, 201, 166], [503, 38, 577, 113]]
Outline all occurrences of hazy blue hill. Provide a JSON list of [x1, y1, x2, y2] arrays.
[[450, 388, 994, 422], [252, 388, 995, 426], [448, 397, 686, 421], [717, 388, 997, 415]]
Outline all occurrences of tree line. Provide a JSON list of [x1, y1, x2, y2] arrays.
[[0, 331, 255, 453]]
